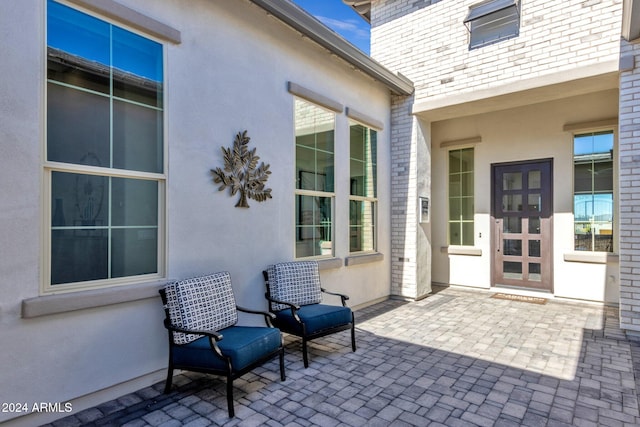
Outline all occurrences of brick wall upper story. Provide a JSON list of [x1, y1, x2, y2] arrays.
[[370, 0, 623, 103]]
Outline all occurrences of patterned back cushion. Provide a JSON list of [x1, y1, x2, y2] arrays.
[[164, 272, 238, 345], [267, 261, 322, 311]]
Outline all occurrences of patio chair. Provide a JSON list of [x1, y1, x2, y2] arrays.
[[262, 261, 356, 367], [159, 272, 285, 417]]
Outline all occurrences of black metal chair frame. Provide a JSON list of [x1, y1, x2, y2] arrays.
[[159, 289, 286, 417], [262, 270, 356, 368]]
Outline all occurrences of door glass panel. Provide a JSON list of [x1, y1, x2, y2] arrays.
[[529, 217, 540, 234], [503, 239, 522, 256], [502, 194, 522, 212], [503, 262, 522, 279], [503, 172, 522, 190], [503, 217, 521, 233], [528, 170, 541, 189], [528, 193, 541, 211], [529, 240, 541, 257], [529, 263, 541, 281]]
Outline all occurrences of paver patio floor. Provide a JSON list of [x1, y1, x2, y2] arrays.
[[46, 286, 640, 426]]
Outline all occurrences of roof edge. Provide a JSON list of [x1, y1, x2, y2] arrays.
[[623, 0, 640, 41], [247, 0, 414, 96]]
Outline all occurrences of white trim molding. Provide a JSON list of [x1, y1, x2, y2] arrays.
[[67, 0, 181, 43], [288, 82, 343, 113]]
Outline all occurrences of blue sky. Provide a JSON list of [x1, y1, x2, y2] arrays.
[[292, 0, 371, 54]]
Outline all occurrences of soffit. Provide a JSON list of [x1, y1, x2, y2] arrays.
[[413, 61, 619, 122], [343, 0, 371, 23]]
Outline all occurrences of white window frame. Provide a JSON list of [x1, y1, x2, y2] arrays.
[[293, 97, 337, 259], [348, 119, 378, 254], [571, 129, 616, 253], [447, 146, 475, 246], [43, 0, 167, 294]]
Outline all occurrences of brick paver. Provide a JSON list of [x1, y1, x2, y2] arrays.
[[45, 287, 640, 426]]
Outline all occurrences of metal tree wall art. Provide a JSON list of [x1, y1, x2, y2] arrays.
[[211, 130, 272, 208]]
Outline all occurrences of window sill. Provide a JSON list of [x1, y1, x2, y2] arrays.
[[22, 280, 166, 318], [345, 252, 384, 266], [440, 246, 483, 256], [317, 258, 344, 270], [564, 252, 619, 264]]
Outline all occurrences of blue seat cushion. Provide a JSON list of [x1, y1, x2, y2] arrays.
[[275, 304, 352, 335], [173, 326, 281, 372]]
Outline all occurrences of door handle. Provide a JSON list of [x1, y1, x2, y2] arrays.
[[496, 220, 501, 253]]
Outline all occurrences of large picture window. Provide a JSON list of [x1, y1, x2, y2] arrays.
[[349, 122, 377, 253], [574, 131, 614, 252], [449, 148, 474, 246], [46, 0, 164, 289], [295, 99, 335, 258]]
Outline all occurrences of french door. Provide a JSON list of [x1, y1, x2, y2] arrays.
[[492, 160, 553, 291]]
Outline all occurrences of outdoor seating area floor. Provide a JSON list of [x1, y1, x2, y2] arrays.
[[44, 286, 640, 426]]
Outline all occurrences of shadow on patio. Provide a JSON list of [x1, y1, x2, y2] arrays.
[[45, 286, 640, 426]]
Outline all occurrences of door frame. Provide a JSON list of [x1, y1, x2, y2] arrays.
[[490, 158, 554, 292]]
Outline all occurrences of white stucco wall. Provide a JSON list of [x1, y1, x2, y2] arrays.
[[0, 0, 393, 424], [430, 90, 619, 303]]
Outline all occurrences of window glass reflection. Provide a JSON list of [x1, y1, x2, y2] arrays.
[[295, 195, 332, 258], [295, 100, 335, 192], [47, 0, 164, 172], [47, 0, 164, 288], [503, 261, 522, 279], [503, 172, 522, 190], [503, 194, 522, 212], [350, 200, 375, 252], [112, 27, 163, 108], [503, 217, 521, 233], [47, 1, 110, 93], [573, 131, 614, 252], [528, 170, 541, 189], [349, 124, 377, 198], [47, 83, 110, 165], [503, 239, 522, 256]]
